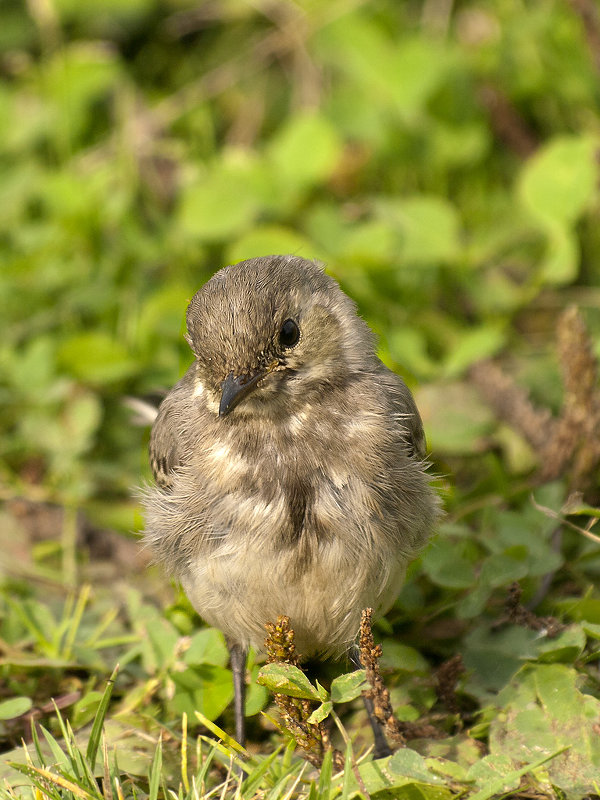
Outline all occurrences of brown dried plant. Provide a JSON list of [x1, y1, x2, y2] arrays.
[[358, 609, 444, 742], [470, 305, 600, 493], [264, 615, 338, 769]]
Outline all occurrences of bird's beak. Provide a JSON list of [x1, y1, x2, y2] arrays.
[[219, 362, 277, 417]]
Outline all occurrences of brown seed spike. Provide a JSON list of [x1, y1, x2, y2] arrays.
[[264, 616, 336, 768]]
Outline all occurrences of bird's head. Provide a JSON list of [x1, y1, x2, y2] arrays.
[[185, 255, 375, 419]]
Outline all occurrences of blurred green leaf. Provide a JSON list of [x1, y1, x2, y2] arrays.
[[519, 135, 599, 227], [268, 113, 341, 193], [379, 196, 461, 266], [421, 538, 477, 589], [227, 225, 316, 264], [183, 628, 229, 667], [538, 223, 579, 285], [58, 332, 138, 385], [415, 382, 494, 454], [0, 697, 32, 720], [380, 641, 429, 673], [442, 324, 506, 377], [462, 626, 540, 693], [177, 154, 265, 242], [535, 625, 585, 663]]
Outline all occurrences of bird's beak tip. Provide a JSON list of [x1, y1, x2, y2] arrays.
[[219, 370, 264, 417]]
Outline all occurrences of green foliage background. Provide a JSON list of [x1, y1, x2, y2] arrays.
[[1, 0, 600, 797]]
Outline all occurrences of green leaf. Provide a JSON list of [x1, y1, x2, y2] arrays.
[[316, 18, 449, 116], [538, 224, 579, 285], [389, 749, 445, 784], [227, 225, 317, 265], [0, 697, 32, 720], [177, 154, 263, 241], [148, 736, 162, 800], [491, 664, 600, 796], [86, 664, 118, 770], [415, 382, 494, 454], [467, 749, 568, 800], [330, 670, 367, 703], [257, 663, 321, 700], [536, 625, 585, 663], [479, 552, 528, 588], [379, 642, 429, 673], [183, 628, 229, 667], [268, 113, 341, 190], [245, 665, 271, 717], [172, 664, 234, 721], [519, 135, 598, 227], [307, 701, 333, 724], [43, 43, 122, 143], [389, 327, 437, 380], [462, 625, 540, 692], [340, 220, 397, 267], [421, 538, 477, 589], [379, 196, 461, 265], [58, 332, 138, 385], [581, 621, 600, 640], [442, 324, 506, 377]]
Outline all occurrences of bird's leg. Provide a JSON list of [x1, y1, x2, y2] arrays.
[[228, 642, 248, 748], [350, 645, 392, 758]]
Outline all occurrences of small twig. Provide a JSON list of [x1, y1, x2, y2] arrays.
[[434, 654, 465, 715], [494, 582, 565, 638], [531, 495, 600, 545], [478, 84, 538, 158], [568, 0, 600, 73]]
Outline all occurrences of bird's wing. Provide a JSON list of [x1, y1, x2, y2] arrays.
[[149, 371, 194, 491], [379, 366, 427, 459]]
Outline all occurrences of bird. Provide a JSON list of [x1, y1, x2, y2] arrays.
[[143, 254, 439, 750]]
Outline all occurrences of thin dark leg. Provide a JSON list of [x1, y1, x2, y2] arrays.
[[228, 643, 247, 748], [350, 645, 392, 758]]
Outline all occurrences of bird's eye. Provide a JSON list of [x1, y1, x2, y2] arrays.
[[279, 318, 300, 348]]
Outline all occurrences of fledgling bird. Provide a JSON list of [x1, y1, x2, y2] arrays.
[[143, 255, 439, 748]]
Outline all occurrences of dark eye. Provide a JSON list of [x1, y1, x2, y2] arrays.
[[279, 318, 300, 348]]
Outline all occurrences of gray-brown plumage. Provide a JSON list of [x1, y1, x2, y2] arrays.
[[143, 255, 439, 746]]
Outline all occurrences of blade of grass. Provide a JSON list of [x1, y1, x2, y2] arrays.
[[11, 764, 96, 800], [62, 584, 91, 660], [340, 741, 353, 800], [40, 725, 72, 772], [10, 765, 62, 800], [86, 664, 119, 770], [29, 719, 45, 766], [240, 745, 283, 796], [197, 735, 247, 775], [317, 748, 332, 800], [194, 711, 247, 756], [195, 737, 217, 794], [84, 606, 120, 648], [103, 736, 113, 800], [50, 702, 76, 764], [148, 735, 162, 800], [181, 713, 190, 794], [265, 761, 307, 800]]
